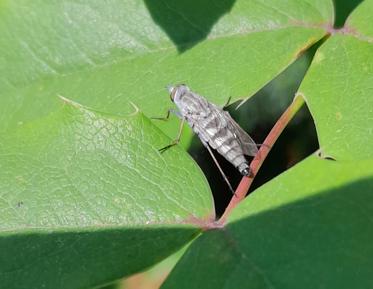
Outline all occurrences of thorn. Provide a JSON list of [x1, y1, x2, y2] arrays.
[[56, 94, 81, 108], [129, 101, 140, 116]]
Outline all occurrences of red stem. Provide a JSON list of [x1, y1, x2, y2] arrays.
[[218, 95, 305, 224]]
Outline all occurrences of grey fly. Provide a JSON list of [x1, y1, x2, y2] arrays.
[[154, 84, 258, 194]]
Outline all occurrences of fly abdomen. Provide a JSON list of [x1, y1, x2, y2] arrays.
[[227, 152, 250, 176], [239, 163, 252, 177], [212, 130, 249, 176]]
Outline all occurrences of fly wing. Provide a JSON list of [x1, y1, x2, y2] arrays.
[[224, 111, 258, 156], [186, 101, 228, 147]]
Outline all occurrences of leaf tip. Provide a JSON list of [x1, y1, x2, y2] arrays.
[[295, 92, 307, 103], [128, 101, 140, 116], [316, 149, 336, 161]]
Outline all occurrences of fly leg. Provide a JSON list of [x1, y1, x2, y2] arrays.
[[201, 140, 235, 195], [158, 118, 185, 153], [255, 143, 271, 149], [152, 109, 185, 153], [151, 109, 182, 121], [222, 96, 232, 110]]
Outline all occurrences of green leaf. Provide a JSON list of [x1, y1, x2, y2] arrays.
[[0, 0, 339, 288], [0, 0, 332, 136], [298, 0, 373, 160], [346, 0, 373, 37], [0, 99, 213, 289], [162, 156, 373, 289]]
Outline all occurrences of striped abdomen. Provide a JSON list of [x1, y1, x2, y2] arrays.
[[185, 101, 250, 176]]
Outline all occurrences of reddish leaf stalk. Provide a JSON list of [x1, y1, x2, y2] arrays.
[[218, 95, 305, 224]]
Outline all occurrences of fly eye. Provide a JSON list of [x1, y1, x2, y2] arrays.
[[166, 85, 175, 101], [169, 88, 177, 102]]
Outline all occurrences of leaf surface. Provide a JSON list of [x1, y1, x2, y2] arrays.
[[0, 0, 338, 288], [298, 0, 373, 160], [0, 0, 333, 137], [161, 1, 373, 288], [0, 100, 213, 289], [162, 156, 373, 289]]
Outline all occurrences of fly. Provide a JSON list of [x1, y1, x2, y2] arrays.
[[154, 84, 258, 194]]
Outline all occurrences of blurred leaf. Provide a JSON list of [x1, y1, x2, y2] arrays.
[[298, 0, 373, 160], [98, 283, 122, 289], [0, 100, 213, 289], [162, 156, 373, 289]]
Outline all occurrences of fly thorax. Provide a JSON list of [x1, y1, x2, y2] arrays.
[[173, 93, 188, 112], [172, 85, 189, 104], [175, 95, 198, 115]]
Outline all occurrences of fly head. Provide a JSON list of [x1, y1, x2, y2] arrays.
[[167, 84, 190, 103]]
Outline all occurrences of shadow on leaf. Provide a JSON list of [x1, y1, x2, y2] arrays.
[[334, 0, 363, 28], [143, 0, 236, 52], [162, 177, 373, 289]]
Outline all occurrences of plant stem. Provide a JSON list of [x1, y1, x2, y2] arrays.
[[218, 94, 305, 224]]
